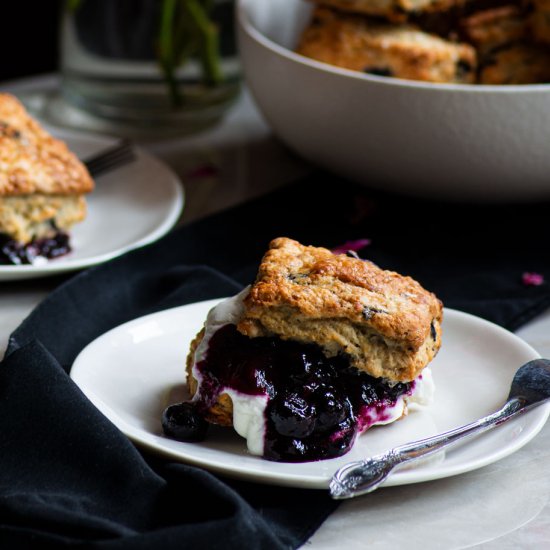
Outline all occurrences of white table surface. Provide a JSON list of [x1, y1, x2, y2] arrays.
[[2, 75, 550, 550]]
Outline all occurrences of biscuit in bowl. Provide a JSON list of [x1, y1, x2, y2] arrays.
[[296, 7, 477, 83], [459, 4, 529, 54], [478, 42, 550, 84]]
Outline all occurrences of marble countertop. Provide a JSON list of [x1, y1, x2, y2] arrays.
[[2, 76, 550, 550]]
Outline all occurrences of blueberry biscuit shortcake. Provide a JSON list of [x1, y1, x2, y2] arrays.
[[164, 237, 443, 463], [296, 7, 477, 83], [0, 93, 94, 265]]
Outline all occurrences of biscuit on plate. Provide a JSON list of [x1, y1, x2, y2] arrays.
[[0, 93, 93, 261], [181, 237, 442, 462]]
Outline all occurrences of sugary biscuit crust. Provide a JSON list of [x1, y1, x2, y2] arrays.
[[0, 94, 94, 197], [238, 237, 443, 382], [296, 8, 476, 83]]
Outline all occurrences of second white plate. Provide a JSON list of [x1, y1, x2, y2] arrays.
[[71, 300, 549, 489], [0, 128, 184, 280]]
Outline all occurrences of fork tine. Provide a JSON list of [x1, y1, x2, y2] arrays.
[[83, 139, 134, 166], [84, 142, 135, 174], [86, 155, 135, 176], [83, 139, 136, 177], [85, 148, 135, 173]]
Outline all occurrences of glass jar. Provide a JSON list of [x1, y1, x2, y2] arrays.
[[59, 0, 240, 135]]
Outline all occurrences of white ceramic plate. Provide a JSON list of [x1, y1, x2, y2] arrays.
[[0, 128, 184, 280], [71, 299, 549, 489]]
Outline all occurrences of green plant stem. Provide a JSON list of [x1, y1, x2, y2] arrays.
[[159, 0, 184, 107], [174, 6, 199, 68], [183, 0, 223, 87], [66, 0, 82, 12], [159, 0, 225, 107]]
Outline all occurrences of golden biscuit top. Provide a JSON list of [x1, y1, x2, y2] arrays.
[[0, 93, 94, 196], [241, 237, 442, 351]]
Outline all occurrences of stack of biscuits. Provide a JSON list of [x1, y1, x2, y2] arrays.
[[296, 0, 550, 84]]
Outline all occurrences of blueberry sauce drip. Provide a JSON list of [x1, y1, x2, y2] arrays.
[[193, 324, 414, 463], [0, 232, 71, 265]]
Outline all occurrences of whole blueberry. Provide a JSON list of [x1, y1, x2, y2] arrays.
[[314, 387, 350, 431], [269, 392, 316, 438], [162, 402, 209, 442]]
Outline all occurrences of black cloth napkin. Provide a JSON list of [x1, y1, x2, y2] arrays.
[[3, 173, 550, 548]]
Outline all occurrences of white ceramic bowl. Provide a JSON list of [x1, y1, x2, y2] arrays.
[[237, 0, 550, 201]]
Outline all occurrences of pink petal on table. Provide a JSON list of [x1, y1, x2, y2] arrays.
[[187, 163, 219, 180], [522, 272, 544, 286], [332, 239, 372, 255]]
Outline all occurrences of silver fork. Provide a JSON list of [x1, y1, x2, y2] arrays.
[[83, 139, 136, 177], [330, 358, 550, 500]]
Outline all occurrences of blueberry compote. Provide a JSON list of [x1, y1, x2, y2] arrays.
[[191, 324, 414, 463], [0, 232, 71, 265]]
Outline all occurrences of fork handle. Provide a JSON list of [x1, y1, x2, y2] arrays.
[[395, 397, 524, 460]]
